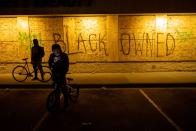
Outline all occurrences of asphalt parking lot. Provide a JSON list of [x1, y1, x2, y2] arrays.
[[0, 86, 196, 131]]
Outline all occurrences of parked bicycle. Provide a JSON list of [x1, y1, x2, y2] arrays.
[[46, 76, 79, 113], [12, 58, 51, 82]]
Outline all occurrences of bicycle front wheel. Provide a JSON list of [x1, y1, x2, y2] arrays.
[[46, 90, 60, 113], [12, 66, 28, 82]]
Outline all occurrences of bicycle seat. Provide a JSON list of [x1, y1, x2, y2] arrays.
[[67, 78, 73, 81], [22, 58, 28, 61]]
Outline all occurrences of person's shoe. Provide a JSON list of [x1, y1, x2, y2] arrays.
[[32, 77, 38, 80]]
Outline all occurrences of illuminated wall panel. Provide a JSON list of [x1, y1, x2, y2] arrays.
[[63, 16, 108, 62], [167, 15, 196, 60], [119, 15, 196, 61], [28, 17, 64, 62], [0, 14, 195, 73], [0, 18, 17, 62], [119, 15, 156, 61]]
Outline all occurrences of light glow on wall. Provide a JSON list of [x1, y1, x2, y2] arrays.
[[156, 15, 167, 32], [83, 19, 98, 30], [18, 19, 29, 30]]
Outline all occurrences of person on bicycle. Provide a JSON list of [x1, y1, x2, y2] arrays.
[[48, 43, 69, 89], [31, 39, 45, 80]]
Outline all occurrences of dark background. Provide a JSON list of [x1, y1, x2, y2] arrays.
[[0, 0, 93, 7], [0, 0, 196, 14]]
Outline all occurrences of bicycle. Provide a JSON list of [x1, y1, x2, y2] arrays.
[[46, 76, 79, 113], [12, 58, 52, 82]]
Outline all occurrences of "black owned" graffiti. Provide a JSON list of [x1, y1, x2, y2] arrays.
[[120, 32, 175, 57], [53, 32, 175, 57]]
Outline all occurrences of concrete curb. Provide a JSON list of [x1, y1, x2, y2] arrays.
[[0, 72, 195, 87]]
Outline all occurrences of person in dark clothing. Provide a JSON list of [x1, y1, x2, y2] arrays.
[[48, 43, 69, 85], [48, 44, 69, 110], [31, 39, 45, 80]]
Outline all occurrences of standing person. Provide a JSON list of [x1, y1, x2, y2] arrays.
[[48, 43, 69, 87], [31, 39, 45, 80], [48, 44, 69, 111]]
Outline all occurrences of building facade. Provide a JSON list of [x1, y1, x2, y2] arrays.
[[0, 14, 195, 73]]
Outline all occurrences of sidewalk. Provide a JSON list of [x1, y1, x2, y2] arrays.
[[0, 72, 195, 85]]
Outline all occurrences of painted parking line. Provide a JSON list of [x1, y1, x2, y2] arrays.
[[32, 112, 49, 131], [32, 93, 65, 131], [139, 89, 183, 131]]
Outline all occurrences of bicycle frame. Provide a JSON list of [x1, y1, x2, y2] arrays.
[[23, 60, 33, 76]]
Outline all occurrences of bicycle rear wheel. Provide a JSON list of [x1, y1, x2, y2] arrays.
[[12, 66, 28, 82], [39, 66, 52, 82]]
